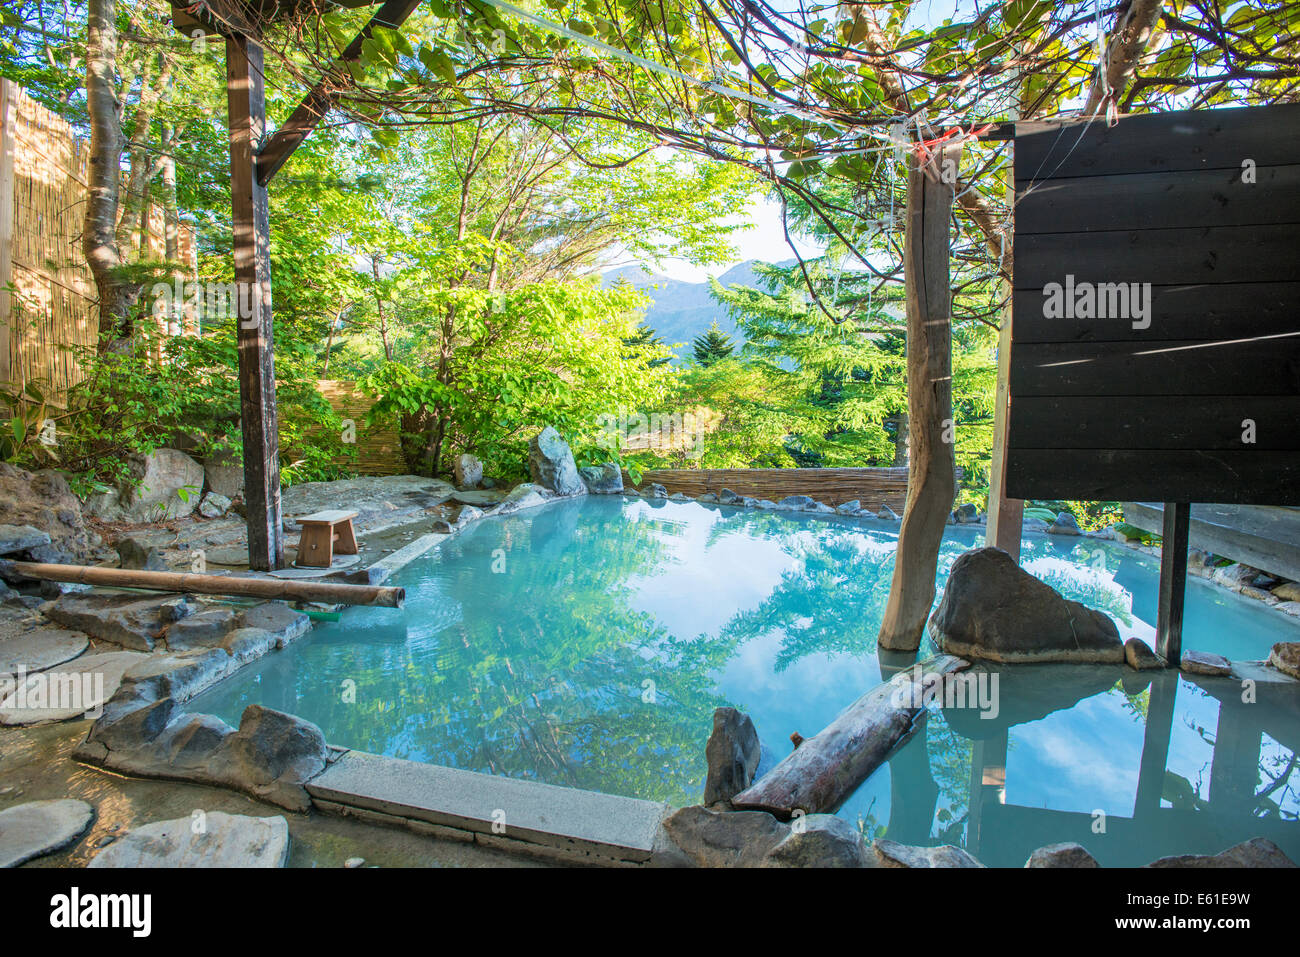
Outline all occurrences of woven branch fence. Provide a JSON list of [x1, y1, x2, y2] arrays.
[[626, 467, 963, 512]]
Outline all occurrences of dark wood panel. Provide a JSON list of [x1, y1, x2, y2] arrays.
[[1009, 337, 1300, 397], [1005, 450, 1300, 504], [1014, 166, 1300, 234], [1014, 224, 1299, 290], [1014, 103, 1300, 180], [1009, 396, 1300, 451], [1012, 282, 1300, 343]]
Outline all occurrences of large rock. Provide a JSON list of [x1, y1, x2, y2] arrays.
[[579, 462, 624, 494], [453, 453, 483, 490], [1124, 637, 1165, 671], [209, 705, 328, 812], [203, 448, 244, 500], [1047, 511, 1081, 535], [1025, 842, 1099, 867], [88, 812, 289, 868], [527, 427, 586, 496], [199, 492, 232, 519], [0, 799, 94, 867], [116, 536, 166, 571], [45, 593, 195, 651], [494, 483, 550, 516], [0, 463, 92, 563], [703, 706, 761, 805], [777, 495, 816, 511], [94, 449, 205, 523], [1272, 582, 1300, 602], [762, 815, 870, 868], [1267, 642, 1300, 680], [927, 547, 1123, 663], [0, 524, 51, 555], [656, 805, 788, 868], [873, 839, 983, 868], [1146, 838, 1294, 868]]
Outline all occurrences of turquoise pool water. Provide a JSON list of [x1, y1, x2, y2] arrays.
[[189, 496, 1300, 862]]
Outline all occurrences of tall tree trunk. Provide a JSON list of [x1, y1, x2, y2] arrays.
[[878, 145, 960, 652], [890, 412, 909, 468], [1083, 0, 1166, 116], [117, 54, 171, 252], [84, 0, 134, 352], [157, 122, 185, 332]]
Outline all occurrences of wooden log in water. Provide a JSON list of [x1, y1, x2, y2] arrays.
[[0, 560, 404, 608], [730, 654, 969, 817]]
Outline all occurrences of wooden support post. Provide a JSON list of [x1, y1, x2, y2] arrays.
[[1156, 501, 1190, 665], [985, 77, 1022, 560], [227, 33, 284, 571], [0, 80, 14, 382], [1134, 671, 1176, 813], [984, 298, 1023, 558], [878, 144, 960, 651]]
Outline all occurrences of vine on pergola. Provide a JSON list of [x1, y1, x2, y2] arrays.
[[213, 0, 1299, 329]]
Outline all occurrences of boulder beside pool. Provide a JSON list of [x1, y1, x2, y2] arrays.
[[927, 547, 1123, 664], [527, 427, 587, 497]]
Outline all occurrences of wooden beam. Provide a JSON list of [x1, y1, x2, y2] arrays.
[[985, 112, 1021, 558], [877, 144, 961, 651], [255, 0, 423, 186], [1156, 501, 1190, 665], [1, 559, 405, 607], [730, 655, 968, 817], [227, 32, 285, 571]]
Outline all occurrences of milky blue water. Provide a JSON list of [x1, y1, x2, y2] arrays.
[[189, 496, 1300, 864]]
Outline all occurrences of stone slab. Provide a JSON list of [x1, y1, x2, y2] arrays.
[[451, 489, 507, 506], [0, 628, 88, 676], [0, 799, 94, 867], [0, 650, 149, 724], [88, 811, 289, 868], [270, 554, 361, 578], [306, 750, 667, 863], [362, 533, 445, 583]]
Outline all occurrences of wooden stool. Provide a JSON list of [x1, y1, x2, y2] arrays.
[[294, 510, 359, 568]]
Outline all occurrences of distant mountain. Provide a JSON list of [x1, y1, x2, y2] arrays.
[[602, 259, 793, 360]]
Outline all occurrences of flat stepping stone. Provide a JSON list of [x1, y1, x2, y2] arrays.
[[0, 628, 88, 676], [204, 546, 250, 566], [0, 650, 148, 725], [451, 489, 507, 506], [0, 799, 94, 867], [88, 812, 289, 868], [270, 554, 360, 578]]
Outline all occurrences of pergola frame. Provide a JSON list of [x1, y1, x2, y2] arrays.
[[170, 0, 421, 570]]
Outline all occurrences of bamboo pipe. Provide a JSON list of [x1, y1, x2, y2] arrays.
[[0, 560, 404, 608]]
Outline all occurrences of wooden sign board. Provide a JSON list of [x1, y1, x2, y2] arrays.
[[1006, 103, 1300, 505]]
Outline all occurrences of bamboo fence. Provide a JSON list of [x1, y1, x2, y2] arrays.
[[0, 80, 196, 400], [316, 379, 404, 475]]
